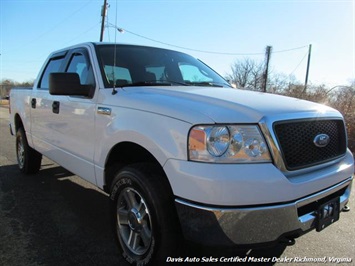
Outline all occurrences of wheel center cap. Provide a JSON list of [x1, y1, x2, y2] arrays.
[[128, 208, 142, 232]]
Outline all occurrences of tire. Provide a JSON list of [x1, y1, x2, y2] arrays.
[[110, 163, 182, 265], [16, 127, 42, 174]]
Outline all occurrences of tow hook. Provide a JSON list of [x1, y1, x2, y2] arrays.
[[280, 237, 296, 246]]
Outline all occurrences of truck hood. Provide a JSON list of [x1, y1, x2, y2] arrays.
[[116, 86, 341, 124]]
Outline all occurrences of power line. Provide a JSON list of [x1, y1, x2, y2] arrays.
[[272, 45, 309, 54], [62, 22, 101, 47], [289, 51, 308, 75], [4, 0, 95, 54], [112, 26, 308, 56]]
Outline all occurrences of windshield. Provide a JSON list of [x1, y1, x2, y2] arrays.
[[95, 44, 231, 88]]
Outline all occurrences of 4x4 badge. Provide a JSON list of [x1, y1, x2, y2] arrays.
[[314, 134, 330, 148]]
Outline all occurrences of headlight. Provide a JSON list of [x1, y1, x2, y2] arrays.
[[188, 125, 271, 163], [207, 126, 230, 157]]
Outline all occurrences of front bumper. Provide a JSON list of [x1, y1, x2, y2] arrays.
[[164, 150, 354, 206], [175, 177, 352, 246]]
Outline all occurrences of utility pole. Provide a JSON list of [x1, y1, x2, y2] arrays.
[[100, 0, 108, 42], [303, 44, 312, 93], [262, 45, 272, 93]]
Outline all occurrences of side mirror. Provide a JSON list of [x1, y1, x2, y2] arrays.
[[49, 73, 91, 97]]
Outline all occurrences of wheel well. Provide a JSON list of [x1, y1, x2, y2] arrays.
[[14, 114, 24, 132], [104, 142, 167, 193]]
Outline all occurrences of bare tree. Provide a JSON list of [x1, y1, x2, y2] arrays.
[[327, 84, 355, 154], [226, 58, 354, 155], [226, 58, 264, 90], [268, 73, 296, 94]]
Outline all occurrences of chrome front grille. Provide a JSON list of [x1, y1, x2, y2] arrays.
[[273, 119, 347, 170]]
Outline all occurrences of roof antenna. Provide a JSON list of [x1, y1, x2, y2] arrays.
[[112, 0, 118, 95], [112, 44, 117, 95]]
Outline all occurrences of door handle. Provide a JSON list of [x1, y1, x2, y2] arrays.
[[52, 101, 60, 114], [31, 98, 36, 109]]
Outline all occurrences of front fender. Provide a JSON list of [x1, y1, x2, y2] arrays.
[[94, 106, 192, 171]]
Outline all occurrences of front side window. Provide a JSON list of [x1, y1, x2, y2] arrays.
[[66, 53, 95, 86]]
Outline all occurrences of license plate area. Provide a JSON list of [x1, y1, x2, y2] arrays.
[[316, 197, 340, 232]]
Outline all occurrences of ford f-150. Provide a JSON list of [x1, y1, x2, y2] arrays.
[[9, 42, 354, 265]]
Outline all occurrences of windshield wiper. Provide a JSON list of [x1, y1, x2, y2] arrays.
[[119, 80, 188, 87], [187, 81, 228, 87], [119, 81, 171, 87]]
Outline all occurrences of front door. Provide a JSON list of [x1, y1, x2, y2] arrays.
[[31, 47, 97, 185]]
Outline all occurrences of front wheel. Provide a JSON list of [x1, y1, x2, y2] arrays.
[[16, 127, 42, 174], [110, 163, 182, 265]]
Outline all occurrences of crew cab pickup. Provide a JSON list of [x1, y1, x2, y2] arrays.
[[9, 42, 354, 265]]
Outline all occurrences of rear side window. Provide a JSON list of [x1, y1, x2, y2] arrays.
[[39, 57, 65, 89]]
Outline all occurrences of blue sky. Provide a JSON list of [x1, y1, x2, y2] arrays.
[[1, 0, 354, 88]]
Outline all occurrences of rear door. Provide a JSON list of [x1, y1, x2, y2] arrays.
[[31, 51, 67, 155]]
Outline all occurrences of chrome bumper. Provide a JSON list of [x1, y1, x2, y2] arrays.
[[175, 177, 352, 246]]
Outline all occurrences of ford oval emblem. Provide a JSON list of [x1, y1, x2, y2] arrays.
[[313, 134, 330, 148]]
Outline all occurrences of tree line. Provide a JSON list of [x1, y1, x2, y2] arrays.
[[0, 79, 35, 98]]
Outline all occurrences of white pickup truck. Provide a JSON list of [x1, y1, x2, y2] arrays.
[[9, 42, 354, 265]]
